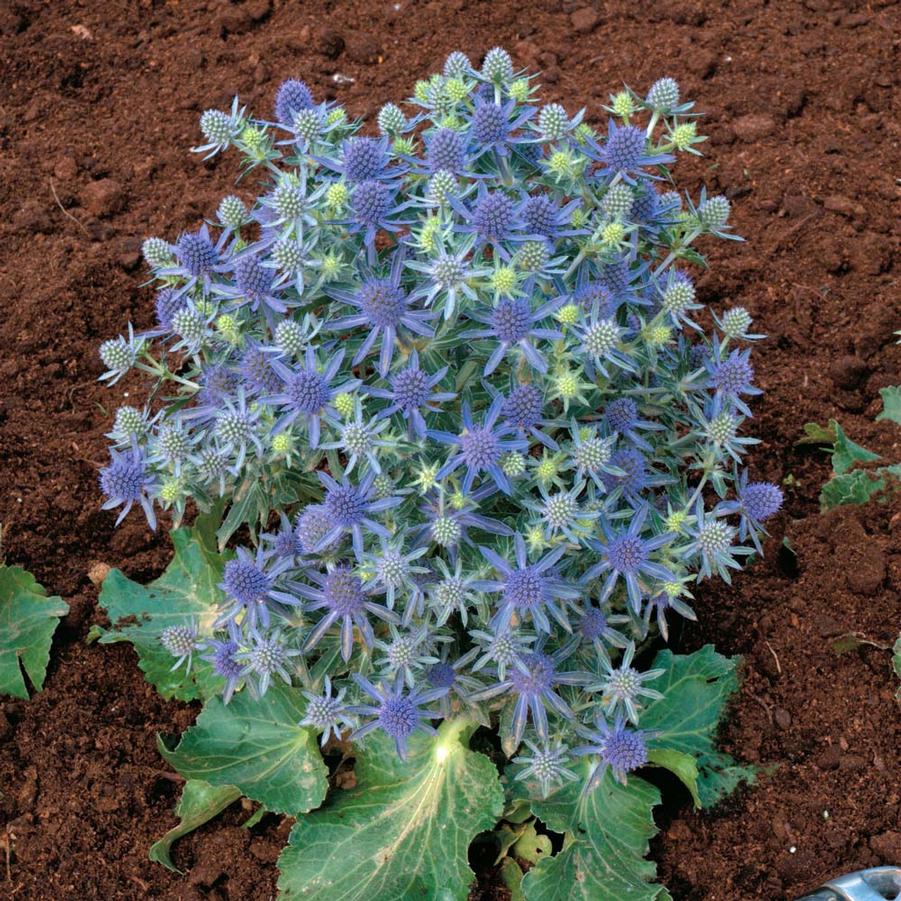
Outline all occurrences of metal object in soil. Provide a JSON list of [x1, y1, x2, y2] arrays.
[[798, 867, 901, 901]]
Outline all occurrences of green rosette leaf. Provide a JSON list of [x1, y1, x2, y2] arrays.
[[94, 526, 226, 701], [277, 718, 504, 901], [158, 681, 327, 817], [0, 565, 68, 699]]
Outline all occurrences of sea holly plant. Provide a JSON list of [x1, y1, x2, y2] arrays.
[[799, 385, 901, 510], [96, 49, 777, 898]]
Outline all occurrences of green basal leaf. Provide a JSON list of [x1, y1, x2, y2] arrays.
[[0, 565, 68, 699], [820, 465, 901, 511], [829, 420, 880, 475], [640, 645, 752, 807], [694, 757, 758, 808], [876, 386, 901, 424], [149, 780, 241, 872], [95, 526, 226, 701], [522, 764, 669, 901], [795, 421, 836, 448], [277, 717, 504, 901], [500, 857, 525, 901], [158, 681, 327, 817], [646, 748, 700, 808], [513, 820, 553, 865]]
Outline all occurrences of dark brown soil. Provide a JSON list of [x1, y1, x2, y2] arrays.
[[0, 1, 899, 899]]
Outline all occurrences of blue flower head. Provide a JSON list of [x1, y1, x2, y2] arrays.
[[574, 714, 652, 788], [275, 78, 314, 125], [99, 442, 157, 529], [349, 672, 448, 761]]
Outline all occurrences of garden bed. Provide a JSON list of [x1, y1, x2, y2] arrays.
[[1, 0, 898, 898]]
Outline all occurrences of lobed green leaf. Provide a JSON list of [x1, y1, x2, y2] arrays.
[[95, 526, 226, 701], [277, 718, 504, 901], [158, 681, 327, 817], [149, 780, 242, 872], [0, 565, 68, 699]]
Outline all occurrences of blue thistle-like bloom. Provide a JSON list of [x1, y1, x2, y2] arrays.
[[316, 470, 402, 562], [326, 250, 434, 376], [320, 398, 391, 475], [340, 136, 391, 184], [201, 638, 244, 704], [406, 236, 487, 320], [740, 479, 784, 523], [513, 738, 579, 799], [587, 642, 664, 725], [426, 646, 483, 718], [426, 128, 467, 174], [363, 538, 429, 614], [522, 193, 582, 240], [415, 487, 513, 554], [348, 672, 448, 761], [240, 343, 282, 396], [481, 47, 514, 84], [196, 364, 240, 408], [154, 288, 187, 332], [174, 226, 219, 278], [590, 120, 675, 182], [217, 545, 299, 630], [469, 641, 590, 748], [296, 563, 400, 662], [347, 179, 410, 252], [431, 396, 529, 495], [578, 604, 630, 651], [294, 503, 341, 557], [212, 389, 263, 471], [600, 446, 648, 503], [472, 189, 518, 243], [470, 626, 535, 682], [160, 623, 198, 673], [498, 382, 558, 450], [573, 714, 652, 788], [194, 97, 245, 158], [275, 78, 314, 125], [659, 269, 702, 328], [584, 505, 674, 613], [575, 307, 636, 379], [604, 397, 664, 451], [525, 481, 601, 542], [99, 324, 142, 384], [475, 533, 580, 634], [261, 512, 302, 561], [443, 50, 472, 78], [681, 500, 753, 582], [266, 346, 359, 446], [99, 442, 157, 529], [300, 675, 354, 746], [707, 343, 761, 417], [368, 349, 456, 439], [230, 253, 279, 313], [236, 628, 302, 698], [645, 77, 681, 111], [464, 295, 564, 376], [373, 623, 440, 688], [427, 558, 481, 627]]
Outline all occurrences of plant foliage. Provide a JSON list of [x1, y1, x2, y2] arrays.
[[97, 49, 772, 898]]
